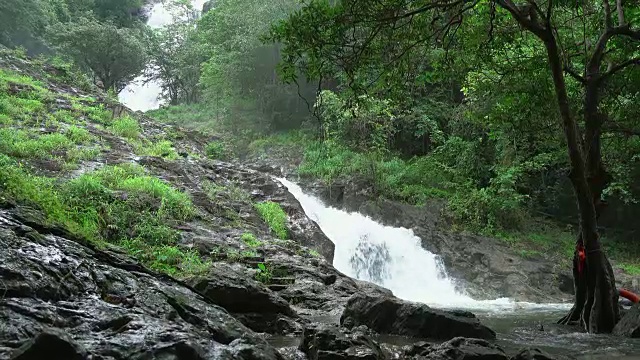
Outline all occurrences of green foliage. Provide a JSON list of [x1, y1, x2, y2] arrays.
[[254, 262, 272, 284], [205, 141, 227, 159], [65, 125, 92, 143], [108, 116, 140, 139], [241, 232, 262, 247], [46, 18, 148, 92], [254, 201, 288, 239], [194, 0, 312, 132], [0, 158, 200, 276], [148, 9, 206, 104], [133, 139, 179, 160]]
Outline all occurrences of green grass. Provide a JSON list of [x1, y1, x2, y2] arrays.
[[132, 139, 179, 160], [108, 116, 140, 139], [65, 125, 93, 143], [241, 232, 262, 247], [254, 201, 288, 239], [620, 264, 640, 275], [0, 158, 203, 277], [308, 249, 321, 258], [0, 129, 73, 158]]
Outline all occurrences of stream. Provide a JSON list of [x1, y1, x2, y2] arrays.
[[121, 1, 640, 358]]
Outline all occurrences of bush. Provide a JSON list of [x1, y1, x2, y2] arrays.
[[254, 201, 288, 239], [108, 116, 140, 139], [205, 141, 227, 159]]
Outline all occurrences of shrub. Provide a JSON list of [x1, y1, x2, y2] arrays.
[[254, 201, 288, 239], [205, 141, 227, 159], [108, 116, 140, 139], [66, 125, 92, 143]]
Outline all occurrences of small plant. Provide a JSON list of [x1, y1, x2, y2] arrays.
[[255, 263, 272, 284], [241, 232, 262, 247], [133, 139, 179, 160], [254, 201, 288, 239], [205, 141, 227, 159], [66, 125, 92, 143], [108, 116, 140, 139], [308, 249, 322, 258]]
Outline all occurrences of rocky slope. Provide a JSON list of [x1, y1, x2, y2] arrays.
[[0, 48, 578, 359]]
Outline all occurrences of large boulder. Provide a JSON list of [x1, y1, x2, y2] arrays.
[[510, 348, 557, 360], [613, 304, 640, 338], [190, 263, 299, 333], [340, 294, 496, 341], [417, 337, 508, 360], [299, 323, 387, 360]]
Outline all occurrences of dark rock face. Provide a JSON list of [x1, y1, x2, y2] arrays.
[[299, 323, 387, 360], [190, 263, 299, 333], [419, 337, 508, 360], [0, 206, 282, 359], [510, 348, 557, 360], [9, 329, 86, 360], [340, 294, 496, 341], [613, 304, 640, 338]]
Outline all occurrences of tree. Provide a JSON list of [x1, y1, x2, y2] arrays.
[[269, 0, 640, 332], [147, 4, 207, 105], [195, 0, 316, 132], [47, 19, 149, 93]]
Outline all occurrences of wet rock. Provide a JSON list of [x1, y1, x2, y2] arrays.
[[225, 336, 286, 360], [421, 337, 508, 360], [0, 208, 283, 358], [299, 323, 387, 360], [510, 348, 557, 360], [402, 341, 432, 357], [613, 304, 640, 338], [10, 329, 86, 360], [190, 263, 299, 334], [340, 294, 496, 341]]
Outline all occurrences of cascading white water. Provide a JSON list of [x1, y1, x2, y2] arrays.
[[277, 177, 572, 313], [118, 0, 209, 111]]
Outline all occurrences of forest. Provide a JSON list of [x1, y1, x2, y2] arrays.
[[1, 0, 640, 334]]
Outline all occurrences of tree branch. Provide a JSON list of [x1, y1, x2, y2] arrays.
[[600, 57, 640, 80], [496, 0, 547, 38], [603, 0, 612, 29], [588, 25, 640, 72], [565, 66, 587, 84], [616, 0, 625, 26]]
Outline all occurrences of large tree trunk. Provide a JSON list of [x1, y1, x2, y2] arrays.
[[543, 36, 619, 333]]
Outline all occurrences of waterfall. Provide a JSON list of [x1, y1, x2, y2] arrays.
[[277, 178, 571, 312]]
